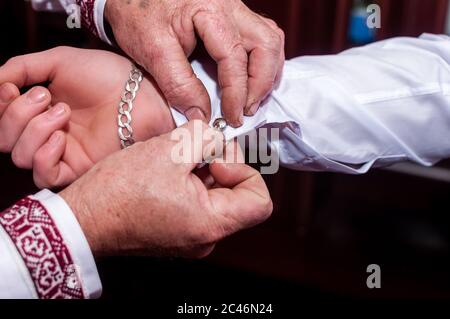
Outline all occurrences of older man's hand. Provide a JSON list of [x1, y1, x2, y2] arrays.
[[105, 0, 285, 127], [59, 120, 272, 257]]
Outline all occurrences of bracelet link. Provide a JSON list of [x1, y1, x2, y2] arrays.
[[118, 64, 143, 149]]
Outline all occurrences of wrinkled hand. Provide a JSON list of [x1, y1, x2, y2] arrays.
[[60, 120, 273, 257], [0, 47, 174, 188], [105, 0, 285, 127]]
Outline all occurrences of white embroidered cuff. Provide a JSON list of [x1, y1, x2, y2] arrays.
[[32, 189, 102, 299]]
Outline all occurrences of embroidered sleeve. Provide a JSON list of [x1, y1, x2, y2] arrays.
[[75, 0, 99, 38], [0, 197, 85, 299]]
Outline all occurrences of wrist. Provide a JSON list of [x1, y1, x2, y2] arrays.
[[127, 74, 176, 145], [104, 0, 123, 30], [59, 185, 111, 256]]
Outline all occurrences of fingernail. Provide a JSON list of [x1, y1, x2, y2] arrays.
[[0, 83, 16, 104], [248, 102, 260, 116], [230, 110, 244, 128], [27, 87, 48, 104], [185, 107, 206, 122], [47, 104, 66, 120], [203, 130, 225, 162]]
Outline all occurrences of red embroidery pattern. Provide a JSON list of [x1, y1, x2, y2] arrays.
[[76, 0, 99, 38], [0, 197, 85, 299]]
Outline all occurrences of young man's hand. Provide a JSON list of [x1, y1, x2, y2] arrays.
[[0, 47, 175, 188]]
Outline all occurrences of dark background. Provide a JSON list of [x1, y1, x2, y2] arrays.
[[1, 0, 450, 302]]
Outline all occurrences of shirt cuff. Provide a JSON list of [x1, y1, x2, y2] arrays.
[[94, 0, 113, 45], [32, 189, 102, 299]]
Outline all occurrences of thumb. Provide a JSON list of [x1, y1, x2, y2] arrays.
[[165, 120, 225, 173], [0, 48, 61, 87], [207, 141, 273, 235]]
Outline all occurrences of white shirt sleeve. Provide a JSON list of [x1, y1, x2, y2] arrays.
[[92, 0, 111, 44], [172, 33, 450, 174], [0, 190, 102, 299], [0, 225, 37, 298]]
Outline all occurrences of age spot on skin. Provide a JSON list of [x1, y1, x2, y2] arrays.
[[139, 0, 150, 9]]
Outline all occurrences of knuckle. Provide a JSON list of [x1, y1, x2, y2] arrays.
[[260, 78, 276, 94], [0, 139, 11, 153], [264, 18, 278, 28], [186, 223, 218, 246], [50, 46, 71, 55], [25, 119, 39, 134], [8, 114, 24, 129], [189, 245, 215, 259], [267, 30, 283, 49], [262, 17, 285, 40], [32, 156, 56, 189], [4, 56, 21, 67], [196, 1, 221, 14], [253, 176, 273, 220], [165, 79, 189, 96], [259, 30, 283, 54], [26, 115, 46, 133], [11, 147, 29, 169], [221, 44, 248, 82], [276, 27, 285, 42], [230, 41, 247, 58], [163, 76, 199, 102], [262, 198, 274, 219], [4, 56, 27, 81], [188, 228, 209, 244], [252, 78, 275, 98], [32, 150, 45, 169], [7, 104, 27, 124], [253, 199, 273, 224], [33, 171, 49, 189]]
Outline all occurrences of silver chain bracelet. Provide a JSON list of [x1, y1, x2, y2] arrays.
[[118, 64, 143, 149]]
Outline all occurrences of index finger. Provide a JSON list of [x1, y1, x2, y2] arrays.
[[0, 48, 61, 88], [0, 83, 20, 117], [193, 10, 249, 127], [138, 36, 212, 122]]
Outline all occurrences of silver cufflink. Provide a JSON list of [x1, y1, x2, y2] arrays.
[[213, 118, 227, 132]]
